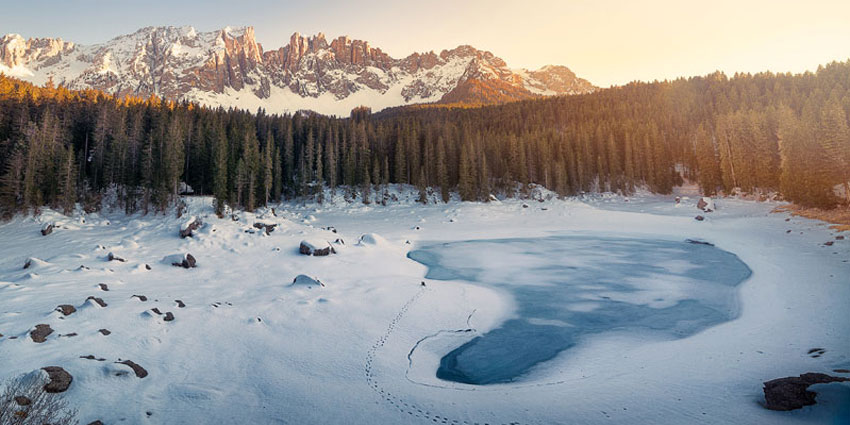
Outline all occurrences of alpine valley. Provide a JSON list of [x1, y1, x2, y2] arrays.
[[0, 26, 596, 115]]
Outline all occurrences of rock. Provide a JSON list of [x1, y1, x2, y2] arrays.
[[175, 300, 185, 308], [179, 216, 202, 238], [686, 239, 714, 246], [145, 264, 152, 270], [166, 253, 197, 268], [695, 215, 705, 221], [98, 283, 109, 291], [824, 241, 834, 246], [836, 235, 845, 240], [132, 295, 148, 302], [23, 257, 48, 269], [291, 274, 324, 288], [86, 296, 107, 307], [41, 366, 73, 393], [14, 395, 31, 406], [697, 196, 715, 212], [116, 360, 148, 378], [358, 233, 388, 246], [107, 252, 126, 262], [763, 373, 849, 411], [88, 421, 104, 425], [30, 324, 53, 343], [522, 204, 529, 208], [163, 312, 175, 322], [41, 222, 55, 236], [98, 329, 111, 336], [299, 239, 335, 256], [253, 222, 277, 234], [56, 304, 76, 316]]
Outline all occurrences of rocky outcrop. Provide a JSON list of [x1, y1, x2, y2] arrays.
[[30, 324, 53, 343], [1, 26, 596, 114], [763, 373, 849, 411], [41, 366, 73, 393], [299, 239, 335, 256]]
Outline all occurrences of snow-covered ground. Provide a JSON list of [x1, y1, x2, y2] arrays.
[[0, 187, 848, 424]]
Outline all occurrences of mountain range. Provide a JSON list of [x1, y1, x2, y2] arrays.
[[0, 26, 595, 115]]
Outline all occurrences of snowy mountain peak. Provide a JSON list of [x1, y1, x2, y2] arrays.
[[0, 26, 595, 115]]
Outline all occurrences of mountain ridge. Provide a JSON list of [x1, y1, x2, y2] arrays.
[[0, 26, 596, 115]]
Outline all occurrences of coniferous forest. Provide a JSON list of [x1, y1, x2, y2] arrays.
[[1, 61, 849, 218]]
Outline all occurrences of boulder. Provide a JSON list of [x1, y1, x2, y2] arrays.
[[86, 296, 107, 307], [291, 274, 324, 288], [41, 366, 73, 393], [763, 373, 849, 411], [23, 257, 47, 269], [179, 216, 202, 238], [165, 253, 197, 268], [116, 360, 148, 378], [30, 324, 53, 343], [695, 215, 705, 221], [41, 222, 55, 236], [697, 196, 715, 212], [299, 239, 335, 256], [253, 222, 277, 235], [14, 395, 31, 406], [56, 304, 76, 316], [107, 252, 126, 262], [358, 233, 388, 246]]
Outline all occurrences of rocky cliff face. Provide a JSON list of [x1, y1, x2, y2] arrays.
[[0, 26, 596, 115]]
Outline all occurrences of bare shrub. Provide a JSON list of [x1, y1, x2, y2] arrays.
[[0, 372, 78, 425]]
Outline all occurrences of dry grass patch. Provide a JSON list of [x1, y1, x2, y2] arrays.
[[773, 204, 850, 231]]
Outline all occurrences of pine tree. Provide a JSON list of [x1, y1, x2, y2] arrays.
[[58, 146, 76, 215]]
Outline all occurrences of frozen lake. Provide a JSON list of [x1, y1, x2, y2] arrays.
[[408, 236, 752, 385]]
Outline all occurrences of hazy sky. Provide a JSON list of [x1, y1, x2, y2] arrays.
[[3, 0, 849, 87]]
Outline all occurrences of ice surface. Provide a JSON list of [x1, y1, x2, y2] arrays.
[[409, 236, 752, 384]]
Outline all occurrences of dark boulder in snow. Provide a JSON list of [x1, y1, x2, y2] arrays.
[[56, 304, 76, 316], [86, 296, 107, 308], [23, 257, 47, 269], [179, 217, 202, 238], [695, 215, 705, 221], [165, 253, 197, 268], [41, 366, 73, 393], [291, 274, 324, 288], [14, 395, 31, 406], [253, 222, 277, 234], [98, 329, 111, 336], [107, 252, 126, 262], [116, 360, 148, 378], [41, 222, 55, 236], [697, 197, 715, 212], [763, 373, 849, 411], [299, 239, 335, 256], [30, 324, 53, 343]]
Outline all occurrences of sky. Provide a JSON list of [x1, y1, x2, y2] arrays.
[[3, 0, 850, 87]]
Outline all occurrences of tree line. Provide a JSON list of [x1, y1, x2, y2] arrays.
[[0, 60, 848, 218]]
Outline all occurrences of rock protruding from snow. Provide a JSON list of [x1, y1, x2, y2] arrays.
[[117, 360, 148, 378], [179, 216, 202, 238], [358, 233, 388, 246], [697, 197, 715, 212], [164, 253, 197, 268], [763, 373, 849, 411], [291, 274, 324, 288], [41, 222, 55, 236], [299, 239, 335, 256], [253, 222, 277, 234], [56, 304, 76, 316], [23, 257, 47, 269], [107, 252, 126, 262], [41, 366, 73, 393], [30, 324, 53, 343]]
